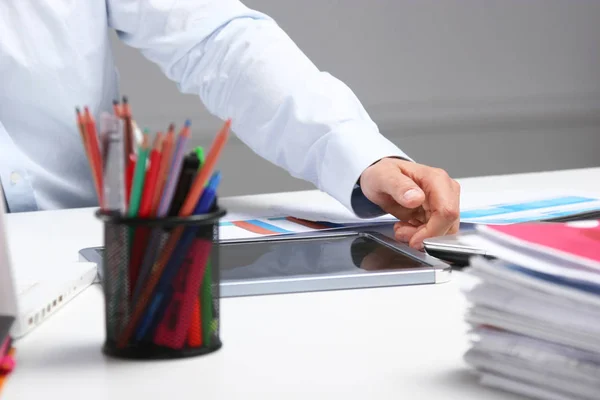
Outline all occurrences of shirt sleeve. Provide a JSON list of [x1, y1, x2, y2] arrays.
[[106, 0, 411, 217]]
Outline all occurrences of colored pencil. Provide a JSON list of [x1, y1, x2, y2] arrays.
[[125, 154, 136, 206], [156, 120, 192, 217], [75, 108, 88, 149], [138, 132, 163, 217], [127, 131, 150, 218], [122, 96, 134, 159], [150, 124, 175, 215], [83, 107, 104, 209]]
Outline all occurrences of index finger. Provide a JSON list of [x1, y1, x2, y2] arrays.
[[407, 169, 460, 247]]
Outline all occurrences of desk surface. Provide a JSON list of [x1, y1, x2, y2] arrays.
[[4, 167, 600, 399]]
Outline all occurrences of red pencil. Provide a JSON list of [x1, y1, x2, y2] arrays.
[[128, 132, 163, 294], [125, 154, 136, 206], [138, 133, 163, 217]]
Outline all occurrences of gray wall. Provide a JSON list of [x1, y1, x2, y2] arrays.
[[112, 0, 600, 196]]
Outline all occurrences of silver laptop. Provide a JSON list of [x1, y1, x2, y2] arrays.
[[0, 185, 98, 339]]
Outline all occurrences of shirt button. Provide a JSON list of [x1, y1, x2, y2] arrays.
[[10, 172, 21, 185]]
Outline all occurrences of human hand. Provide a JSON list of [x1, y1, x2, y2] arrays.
[[359, 158, 460, 249]]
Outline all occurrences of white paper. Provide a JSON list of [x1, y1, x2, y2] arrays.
[[217, 212, 377, 241], [471, 327, 600, 371], [466, 305, 600, 355], [480, 371, 598, 400], [465, 348, 600, 392], [465, 281, 600, 335], [270, 200, 396, 224], [478, 372, 582, 400], [461, 235, 600, 285], [467, 257, 600, 309]]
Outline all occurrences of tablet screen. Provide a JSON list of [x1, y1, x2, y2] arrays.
[[219, 234, 424, 281]]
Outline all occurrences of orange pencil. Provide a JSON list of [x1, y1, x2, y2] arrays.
[[83, 107, 104, 208], [75, 108, 88, 149], [75, 108, 95, 182], [179, 119, 231, 216], [150, 124, 175, 215], [117, 119, 231, 348], [138, 133, 163, 217]]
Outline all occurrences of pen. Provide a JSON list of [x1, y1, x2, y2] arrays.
[[195, 146, 205, 165], [102, 113, 126, 213], [100, 112, 120, 172]]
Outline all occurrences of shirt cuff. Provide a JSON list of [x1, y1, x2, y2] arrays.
[[318, 121, 413, 219]]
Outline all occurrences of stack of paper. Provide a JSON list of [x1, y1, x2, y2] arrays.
[[460, 220, 600, 399]]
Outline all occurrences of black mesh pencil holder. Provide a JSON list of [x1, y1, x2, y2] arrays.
[[95, 205, 226, 360]]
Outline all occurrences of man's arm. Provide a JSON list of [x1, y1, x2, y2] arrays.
[[107, 0, 408, 217]]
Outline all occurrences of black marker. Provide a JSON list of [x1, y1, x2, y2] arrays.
[[168, 152, 199, 216]]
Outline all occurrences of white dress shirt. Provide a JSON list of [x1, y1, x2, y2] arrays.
[[0, 0, 408, 216]]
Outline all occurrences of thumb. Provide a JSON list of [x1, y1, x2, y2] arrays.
[[384, 173, 425, 209]]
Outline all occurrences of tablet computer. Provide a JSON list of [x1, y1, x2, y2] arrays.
[[80, 228, 450, 297], [423, 231, 495, 267]]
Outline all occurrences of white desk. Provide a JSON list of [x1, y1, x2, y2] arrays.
[[4, 167, 599, 399]]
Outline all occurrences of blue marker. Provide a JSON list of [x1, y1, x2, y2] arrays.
[[195, 171, 221, 213]]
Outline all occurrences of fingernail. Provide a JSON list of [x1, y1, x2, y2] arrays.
[[403, 189, 421, 202], [410, 240, 424, 250]]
